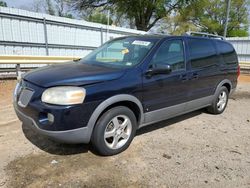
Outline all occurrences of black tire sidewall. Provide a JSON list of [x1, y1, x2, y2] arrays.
[[91, 106, 137, 156], [212, 86, 229, 114]]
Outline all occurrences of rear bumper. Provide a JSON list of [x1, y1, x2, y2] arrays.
[[14, 104, 91, 144]]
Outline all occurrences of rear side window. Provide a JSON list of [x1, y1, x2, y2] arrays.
[[216, 41, 238, 65], [188, 38, 217, 68]]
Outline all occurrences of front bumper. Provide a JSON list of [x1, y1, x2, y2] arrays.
[[15, 104, 92, 144]]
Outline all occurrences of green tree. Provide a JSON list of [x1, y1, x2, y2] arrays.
[[46, 0, 55, 15], [54, 0, 74, 18], [179, 0, 249, 37], [71, 0, 189, 31], [87, 12, 113, 25], [158, 11, 198, 35], [22, 0, 74, 18], [0, 1, 7, 7]]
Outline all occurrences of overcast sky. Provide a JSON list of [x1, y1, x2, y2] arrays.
[[5, 0, 33, 8]]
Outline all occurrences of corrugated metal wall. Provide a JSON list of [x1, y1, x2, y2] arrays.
[[0, 7, 145, 68], [227, 37, 250, 63], [0, 7, 249, 69]]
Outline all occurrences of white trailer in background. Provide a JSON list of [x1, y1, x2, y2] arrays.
[[0, 7, 249, 72], [227, 37, 250, 69], [0, 7, 145, 69]]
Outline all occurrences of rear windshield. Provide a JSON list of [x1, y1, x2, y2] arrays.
[[216, 41, 238, 65], [80, 37, 158, 69]]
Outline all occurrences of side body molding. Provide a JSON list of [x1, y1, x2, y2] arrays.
[[84, 79, 233, 143], [85, 94, 144, 142]]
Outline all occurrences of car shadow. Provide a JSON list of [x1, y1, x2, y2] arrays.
[[22, 124, 91, 155], [136, 109, 205, 136]]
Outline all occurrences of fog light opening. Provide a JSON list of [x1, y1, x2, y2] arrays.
[[39, 112, 54, 125], [47, 113, 54, 123]]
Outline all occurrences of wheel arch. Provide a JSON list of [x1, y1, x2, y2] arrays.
[[215, 79, 232, 95], [85, 94, 144, 142]]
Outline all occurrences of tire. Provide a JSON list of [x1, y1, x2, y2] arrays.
[[207, 86, 229, 114], [91, 106, 137, 156]]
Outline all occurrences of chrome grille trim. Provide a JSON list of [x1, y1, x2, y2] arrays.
[[18, 88, 34, 107]]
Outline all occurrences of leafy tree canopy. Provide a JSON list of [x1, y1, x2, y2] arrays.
[[178, 0, 249, 37], [87, 11, 113, 25], [71, 0, 189, 31], [0, 0, 7, 7]]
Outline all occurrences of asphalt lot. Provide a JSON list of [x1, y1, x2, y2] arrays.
[[0, 75, 250, 188]]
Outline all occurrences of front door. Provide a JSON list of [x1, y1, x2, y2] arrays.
[[142, 38, 190, 123]]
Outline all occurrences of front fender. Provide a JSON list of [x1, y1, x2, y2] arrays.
[[84, 94, 144, 143]]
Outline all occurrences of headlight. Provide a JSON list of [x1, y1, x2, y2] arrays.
[[41, 86, 86, 105]]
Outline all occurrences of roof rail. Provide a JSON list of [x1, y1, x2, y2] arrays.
[[184, 31, 225, 40]]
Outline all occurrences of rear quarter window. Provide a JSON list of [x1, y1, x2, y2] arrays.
[[216, 41, 238, 65], [187, 38, 218, 69]]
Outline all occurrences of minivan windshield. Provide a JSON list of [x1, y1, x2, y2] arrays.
[[80, 37, 157, 68]]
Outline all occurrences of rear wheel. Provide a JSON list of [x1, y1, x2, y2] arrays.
[[91, 106, 137, 156], [207, 86, 229, 114]]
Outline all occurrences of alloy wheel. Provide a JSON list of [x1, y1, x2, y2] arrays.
[[104, 115, 132, 150], [217, 91, 227, 111]]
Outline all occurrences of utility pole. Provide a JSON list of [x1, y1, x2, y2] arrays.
[[106, 10, 110, 41], [224, 0, 231, 37]]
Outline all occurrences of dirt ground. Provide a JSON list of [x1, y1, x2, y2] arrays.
[[238, 74, 250, 83], [0, 75, 250, 188]]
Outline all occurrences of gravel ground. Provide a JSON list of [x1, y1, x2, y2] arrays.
[[0, 76, 250, 188]]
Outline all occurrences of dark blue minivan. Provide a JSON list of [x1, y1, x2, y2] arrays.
[[14, 34, 239, 155]]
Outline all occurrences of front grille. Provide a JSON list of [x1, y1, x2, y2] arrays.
[[18, 88, 34, 107]]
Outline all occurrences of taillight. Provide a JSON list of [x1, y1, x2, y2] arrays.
[[237, 65, 240, 79]]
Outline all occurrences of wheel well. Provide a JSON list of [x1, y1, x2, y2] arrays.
[[222, 83, 231, 93], [96, 101, 141, 125]]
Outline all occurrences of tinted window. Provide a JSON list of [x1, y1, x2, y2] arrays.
[[188, 38, 217, 68], [216, 41, 238, 65], [151, 39, 185, 71]]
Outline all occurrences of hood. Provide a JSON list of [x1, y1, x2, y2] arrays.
[[23, 62, 125, 88]]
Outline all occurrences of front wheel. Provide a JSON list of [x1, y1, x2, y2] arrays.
[[207, 86, 229, 114], [91, 106, 137, 156]]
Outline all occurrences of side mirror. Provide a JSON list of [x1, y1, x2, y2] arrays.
[[146, 64, 172, 77]]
